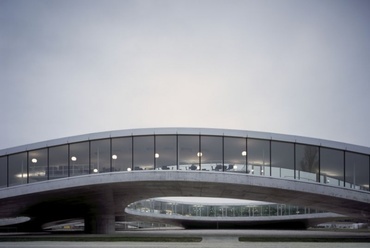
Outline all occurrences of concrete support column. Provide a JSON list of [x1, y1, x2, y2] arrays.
[[84, 190, 115, 234], [85, 214, 115, 234]]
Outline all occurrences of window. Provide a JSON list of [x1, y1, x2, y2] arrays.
[[295, 144, 319, 182], [271, 141, 294, 179], [112, 137, 132, 172], [49, 145, 68, 179], [178, 136, 199, 171], [8, 152, 27, 186], [248, 139, 270, 176], [345, 152, 369, 191], [90, 139, 111, 173], [200, 136, 222, 171], [28, 149, 48, 183], [69, 142, 89, 176], [0, 156, 7, 188], [320, 148, 344, 186], [133, 136, 154, 170], [155, 136, 177, 170], [224, 137, 247, 173]]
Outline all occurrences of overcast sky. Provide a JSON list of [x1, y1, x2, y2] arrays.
[[1, 0, 370, 150]]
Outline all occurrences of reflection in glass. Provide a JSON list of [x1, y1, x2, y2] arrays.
[[295, 144, 319, 182], [224, 137, 247, 173], [345, 152, 369, 191], [178, 136, 199, 170], [155, 136, 177, 170], [134, 136, 154, 170], [112, 137, 132, 172], [9, 152, 27, 186], [200, 136, 222, 171], [248, 139, 270, 176], [320, 148, 344, 186], [91, 139, 110, 173], [49, 145, 68, 179], [69, 142, 90, 176], [0, 156, 7, 188], [271, 141, 294, 179], [28, 149, 48, 183]]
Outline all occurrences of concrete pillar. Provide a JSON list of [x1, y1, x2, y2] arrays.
[[85, 214, 115, 234], [84, 190, 115, 234]]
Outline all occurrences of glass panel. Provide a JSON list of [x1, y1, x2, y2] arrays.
[[271, 141, 294, 179], [345, 152, 369, 191], [295, 144, 319, 182], [200, 136, 222, 171], [69, 142, 89, 176], [247, 139, 270, 176], [9, 152, 27, 186], [178, 135, 199, 171], [133, 136, 154, 170], [224, 137, 247, 173], [49, 145, 68, 180], [112, 137, 132, 172], [90, 139, 111, 173], [320, 148, 344, 186], [0, 156, 7, 188], [155, 135, 177, 170], [28, 149, 48, 183]]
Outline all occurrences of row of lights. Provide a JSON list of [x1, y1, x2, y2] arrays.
[[30, 151, 248, 164], [30, 151, 248, 173]]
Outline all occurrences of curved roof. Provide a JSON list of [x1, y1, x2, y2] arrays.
[[1, 127, 369, 156]]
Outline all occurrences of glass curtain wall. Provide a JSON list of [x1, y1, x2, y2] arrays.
[[49, 145, 68, 180], [224, 137, 247, 173], [28, 149, 48, 183], [200, 136, 222, 171], [248, 139, 270, 176], [155, 135, 177, 170], [133, 136, 154, 170], [8, 152, 27, 186], [295, 144, 319, 182], [0, 156, 7, 188], [345, 152, 369, 191], [178, 136, 199, 171], [90, 139, 111, 173], [112, 137, 132, 171], [69, 142, 90, 177], [320, 148, 344, 186], [271, 141, 294, 179]]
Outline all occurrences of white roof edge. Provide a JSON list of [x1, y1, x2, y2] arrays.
[[1, 127, 369, 156]]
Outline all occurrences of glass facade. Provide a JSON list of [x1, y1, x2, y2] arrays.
[[0, 156, 7, 188], [248, 139, 270, 176], [49, 145, 68, 180], [320, 148, 344, 187], [69, 142, 90, 177], [155, 135, 177, 170], [127, 198, 327, 218], [0, 130, 369, 192], [133, 136, 154, 170], [178, 135, 199, 171], [28, 148, 48, 183], [112, 137, 132, 172], [8, 152, 27, 187], [200, 136, 222, 171], [295, 144, 319, 182], [224, 137, 247, 173], [271, 141, 294, 179]]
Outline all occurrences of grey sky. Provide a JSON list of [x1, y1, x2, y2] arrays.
[[1, 0, 370, 150]]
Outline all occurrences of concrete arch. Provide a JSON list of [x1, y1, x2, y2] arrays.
[[0, 171, 369, 233]]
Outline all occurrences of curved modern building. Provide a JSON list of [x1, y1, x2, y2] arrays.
[[0, 128, 369, 233]]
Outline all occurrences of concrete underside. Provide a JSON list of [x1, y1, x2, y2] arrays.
[[0, 171, 369, 234]]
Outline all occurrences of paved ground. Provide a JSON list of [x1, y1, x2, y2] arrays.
[[0, 229, 369, 248]]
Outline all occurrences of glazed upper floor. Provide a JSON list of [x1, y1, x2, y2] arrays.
[[0, 128, 369, 191]]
